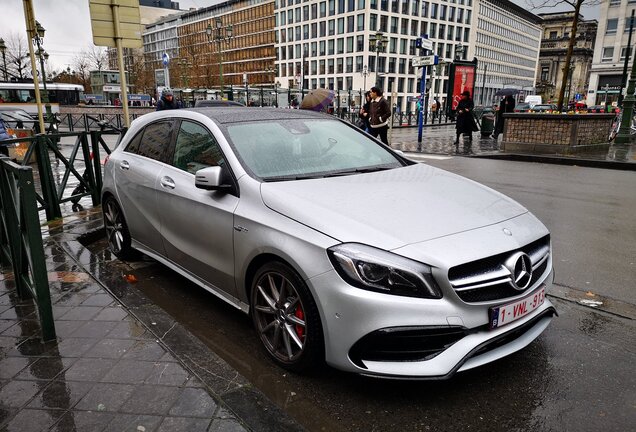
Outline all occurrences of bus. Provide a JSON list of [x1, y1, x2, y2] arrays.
[[0, 82, 84, 117]]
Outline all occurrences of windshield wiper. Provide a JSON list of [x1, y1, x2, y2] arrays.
[[262, 174, 325, 182], [322, 166, 396, 178]]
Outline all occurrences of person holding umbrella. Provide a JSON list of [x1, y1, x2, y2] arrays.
[[454, 90, 478, 144], [493, 94, 516, 140]]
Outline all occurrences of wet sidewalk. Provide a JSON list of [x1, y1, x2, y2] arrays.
[[388, 125, 636, 168], [0, 208, 303, 431]]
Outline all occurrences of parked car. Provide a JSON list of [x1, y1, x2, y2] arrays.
[[102, 108, 556, 379], [531, 104, 558, 113], [513, 102, 531, 112], [588, 105, 619, 114], [194, 99, 244, 108]]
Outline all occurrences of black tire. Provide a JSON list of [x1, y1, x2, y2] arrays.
[[250, 261, 324, 373], [102, 196, 134, 259]]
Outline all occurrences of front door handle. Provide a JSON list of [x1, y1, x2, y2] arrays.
[[119, 160, 130, 170], [160, 176, 176, 189]]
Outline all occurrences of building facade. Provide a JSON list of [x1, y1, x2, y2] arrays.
[[142, 0, 275, 103], [471, 0, 542, 105], [587, 0, 636, 107], [274, 0, 541, 111], [535, 12, 596, 105]]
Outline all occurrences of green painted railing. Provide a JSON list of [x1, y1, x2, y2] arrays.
[[0, 156, 56, 341]]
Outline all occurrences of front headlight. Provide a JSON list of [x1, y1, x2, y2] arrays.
[[327, 243, 442, 299]]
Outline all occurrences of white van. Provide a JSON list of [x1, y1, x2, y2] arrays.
[[524, 95, 542, 108]]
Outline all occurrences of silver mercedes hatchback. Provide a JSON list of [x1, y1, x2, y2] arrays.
[[102, 108, 556, 379]]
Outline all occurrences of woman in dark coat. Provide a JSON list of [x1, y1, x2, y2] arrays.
[[455, 91, 477, 144], [493, 95, 515, 139]]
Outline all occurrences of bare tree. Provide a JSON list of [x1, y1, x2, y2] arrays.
[[5, 32, 31, 80], [525, 0, 601, 111], [86, 45, 108, 72], [72, 51, 92, 93]]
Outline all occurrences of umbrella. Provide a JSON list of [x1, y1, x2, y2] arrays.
[[300, 88, 335, 111], [495, 88, 520, 97]]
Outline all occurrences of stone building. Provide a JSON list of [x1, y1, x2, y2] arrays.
[[534, 11, 597, 105], [587, 0, 636, 107]]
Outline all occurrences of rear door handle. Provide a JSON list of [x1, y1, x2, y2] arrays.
[[119, 160, 130, 170], [160, 176, 176, 189]]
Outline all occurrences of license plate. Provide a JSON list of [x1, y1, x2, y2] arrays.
[[489, 286, 545, 329]]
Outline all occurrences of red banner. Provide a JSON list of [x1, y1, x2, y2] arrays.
[[451, 65, 476, 111]]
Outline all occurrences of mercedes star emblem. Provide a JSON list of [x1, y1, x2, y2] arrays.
[[505, 252, 533, 291]]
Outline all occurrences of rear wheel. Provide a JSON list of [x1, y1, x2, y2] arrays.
[[250, 262, 324, 373], [103, 196, 134, 259]]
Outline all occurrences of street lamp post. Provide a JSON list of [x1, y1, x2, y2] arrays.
[[206, 18, 233, 100], [0, 38, 8, 81], [264, 65, 276, 106], [369, 31, 388, 88], [615, 35, 636, 144], [33, 21, 52, 126], [360, 65, 369, 92]]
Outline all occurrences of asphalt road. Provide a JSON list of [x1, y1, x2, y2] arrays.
[[88, 157, 636, 432]]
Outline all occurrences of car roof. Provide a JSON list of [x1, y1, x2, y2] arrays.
[[194, 99, 244, 107], [182, 107, 329, 125]]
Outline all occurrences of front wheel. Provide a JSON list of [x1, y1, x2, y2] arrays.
[[102, 196, 134, 259], [250, 262, 324, 373]]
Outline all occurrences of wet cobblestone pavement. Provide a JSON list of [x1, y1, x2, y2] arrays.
[[0, 208, 301, 431]]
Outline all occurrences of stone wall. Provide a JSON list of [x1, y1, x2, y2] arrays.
[[502, 113, 615, 154]]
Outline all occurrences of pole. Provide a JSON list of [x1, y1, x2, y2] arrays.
[[375, 51, 380, 87], [22, 0, 45, 135], [112, 2, 131, 127], [218, 39, 224, 99], [480, 63, 487, 105], [389, 80, 396, 145], [36, 46, 51, 125], [618, 10, 635, 108], [417, 54, 429, 145], [1, 50, 7, 81], [615, 27, 636, 144]]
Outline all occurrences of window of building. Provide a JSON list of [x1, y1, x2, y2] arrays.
[[620, 46, 634, 61], [602, 46, 614, 62], [540, 66, 549, 81], [606, 18, 618, 34], [431, 3, 438, 19], [358, 14, 365, 31], [626, 16, 636, 32], [549, 31, 557, 39]]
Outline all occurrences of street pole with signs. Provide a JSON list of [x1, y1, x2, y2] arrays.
[[162, 52, 170, 88], [413, 35, 436, 145]]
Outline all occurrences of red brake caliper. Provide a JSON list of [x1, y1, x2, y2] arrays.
[[294, 306, 305, 341]]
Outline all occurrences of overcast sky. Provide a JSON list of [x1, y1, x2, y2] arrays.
[[2, 0, 601, 72]]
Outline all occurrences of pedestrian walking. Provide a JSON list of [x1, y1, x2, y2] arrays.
[[454, 90, 478, 144], [368, 86, 391, 145], [156, 88, 178, 111], [358, 91, 372, 131], [493, 94, 515, 140]]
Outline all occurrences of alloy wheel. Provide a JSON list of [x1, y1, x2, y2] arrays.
[[253, 271, 307, 363], [104, 199, 125, 255]]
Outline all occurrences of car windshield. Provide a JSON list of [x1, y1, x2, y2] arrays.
[[226, 118, 404, 181]]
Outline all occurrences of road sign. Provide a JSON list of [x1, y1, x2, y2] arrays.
[[411, 55, 438, 67], [420, 38, 433, 50], [89, 0, 142, 48], [162, 52, 170, 67]]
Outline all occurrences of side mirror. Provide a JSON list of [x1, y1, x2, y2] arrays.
[[195, 166, 232, 191]]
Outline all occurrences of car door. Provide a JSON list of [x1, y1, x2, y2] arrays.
[[115, 120, 174, 256], [156, 119, 239, 296]]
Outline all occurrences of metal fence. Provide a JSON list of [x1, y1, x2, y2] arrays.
[[0, 153, 55, 341]]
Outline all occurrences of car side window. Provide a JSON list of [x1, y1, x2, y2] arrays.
[[124, 130, 143, 154], [172, 121, 225, 174], [135, 121, 173, 161]]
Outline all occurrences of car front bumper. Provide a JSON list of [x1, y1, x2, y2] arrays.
[[309, 268, 555, 379]]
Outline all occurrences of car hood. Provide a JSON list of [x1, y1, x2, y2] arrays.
[[260, 164, 528, 251]]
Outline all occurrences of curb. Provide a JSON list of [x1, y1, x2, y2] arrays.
[[467, 152, 636, 171]]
